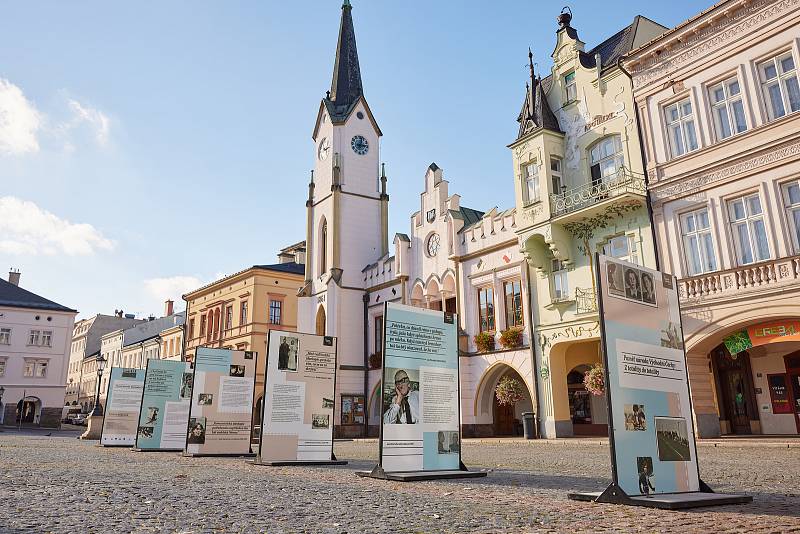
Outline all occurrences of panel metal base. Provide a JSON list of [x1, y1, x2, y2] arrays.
[[568, 482, 752, 510], [131, 448, 183, 453], [250, 459, 348, 466], [181, 452, 257, 458], [355, 464, 487, 482]]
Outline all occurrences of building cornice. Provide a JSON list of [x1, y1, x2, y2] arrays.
[[627, 0, 799, 90], [650, 133, 800, 202]]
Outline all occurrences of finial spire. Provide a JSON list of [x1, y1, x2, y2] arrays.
[[330, 0, 363, 106], [528, 47, 535, 84]]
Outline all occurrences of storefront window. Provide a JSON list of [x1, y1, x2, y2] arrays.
[[341, 394, 365, 425]]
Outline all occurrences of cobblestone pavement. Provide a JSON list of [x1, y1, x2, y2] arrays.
[[1, 432, 799, 533]]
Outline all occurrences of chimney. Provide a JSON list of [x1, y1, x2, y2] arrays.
[[8, 268, 20, 286], [165, 299, 174, 317]]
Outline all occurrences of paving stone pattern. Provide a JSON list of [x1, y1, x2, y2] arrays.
[[1, 434, 799, 533]]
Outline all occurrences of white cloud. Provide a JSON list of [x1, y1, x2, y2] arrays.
[[0, 196, 116, 256], [67, 99, 110, 146], [143, 276, 204, 303], [0, 78, 42, 155]]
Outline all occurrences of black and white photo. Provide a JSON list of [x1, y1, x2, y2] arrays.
[[278, 335, 299, 372]]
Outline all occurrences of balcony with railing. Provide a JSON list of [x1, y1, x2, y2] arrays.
[[575, 287, 598, 314], [550, 167, 646, 221], [679, 255, 800, 304]]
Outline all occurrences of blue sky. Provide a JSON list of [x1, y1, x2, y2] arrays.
[[0, 0, 710, 320]]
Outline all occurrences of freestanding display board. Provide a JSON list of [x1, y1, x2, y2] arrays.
[[184, 347, 257, 457], [135, 359, 193, 451], [253, 330, 346, 466], [357, 302, 485, 481], [569, 254, 750, 509], [100, 367, 146, 447]]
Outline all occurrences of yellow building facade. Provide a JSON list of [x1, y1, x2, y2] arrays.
[[183, 250, 305, 422]]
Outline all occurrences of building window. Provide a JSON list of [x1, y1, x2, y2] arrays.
[[603, 235, 639, 265], [665, 99, 698, 158], [503, 280, 523, 328], [188, 319, 195, 339], [550, 157, 563, 194], [759, 51, 800, 121], [783, 180, 800, 252], [225, 305, 233, 330], [199, 316, 206, 337], [320, 220, 328, 275], [0, 328, 10, 345], [589, 135, 624, 184], [477, 287, 495, 333], [681, 208, 717, 275], [709, 76, 747, 140], [564, 71, 576, 102], [24, 360, 47, 378], [728, 193, 771, 265], [374, 315, 383, 355], [269, 300, 282, 325], [523, 162, 540, 203], [341, 394, 365, 425], [28, 330, 40, 346], [240, 301, 248, 326], [552, 259, 569, 300], [0, 359, 5, 377], [41, 331, 52, 347]]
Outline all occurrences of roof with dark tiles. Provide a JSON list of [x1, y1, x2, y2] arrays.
[[0, 278, 76, 313]]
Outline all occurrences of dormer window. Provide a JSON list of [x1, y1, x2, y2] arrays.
[[564, 72, 577, 102]]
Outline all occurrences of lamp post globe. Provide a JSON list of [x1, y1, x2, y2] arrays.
[[91, 356, 107, 417]]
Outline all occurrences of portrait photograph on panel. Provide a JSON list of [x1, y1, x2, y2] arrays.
[[383, 368, 420, 424], [278, 335, 299, 372], [187, 417, 207, 445]]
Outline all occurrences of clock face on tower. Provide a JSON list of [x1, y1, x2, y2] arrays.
[[318, 137, 330, 161], [426, 233, 441, 257], [351, 135, 369, 155]]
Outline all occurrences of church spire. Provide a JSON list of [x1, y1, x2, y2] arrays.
[[329, 0, 363, 109]]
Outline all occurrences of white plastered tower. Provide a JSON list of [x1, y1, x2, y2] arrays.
[[298, 0, 387, 430]]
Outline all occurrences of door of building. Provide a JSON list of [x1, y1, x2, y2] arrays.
[[493, 397, 515, 436], [785, 352, 800, 433], [714, 347, 755, 435]]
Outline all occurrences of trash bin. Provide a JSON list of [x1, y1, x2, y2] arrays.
[[522, 412, 535, 439]]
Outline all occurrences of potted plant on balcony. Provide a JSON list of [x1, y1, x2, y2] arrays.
[[368, 353, 382, 370], [495, 376, 525, 406], [474, 331, 495, 353], [583, 364, 605, 396], [499, 327, 523, 349]]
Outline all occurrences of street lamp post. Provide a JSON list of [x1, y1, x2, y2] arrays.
[[90, 356, 107, 417]]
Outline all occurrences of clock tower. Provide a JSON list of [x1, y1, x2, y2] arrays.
[[298, 0, 387, 431]]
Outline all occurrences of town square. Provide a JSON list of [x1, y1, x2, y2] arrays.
[[2, 0, 800, 531]]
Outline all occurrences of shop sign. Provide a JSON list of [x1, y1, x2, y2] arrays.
[[723, 320, 800, 355]]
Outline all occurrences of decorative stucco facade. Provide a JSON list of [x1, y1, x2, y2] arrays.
[[511, 11, 665, 437], [624, 0, 800, 437]]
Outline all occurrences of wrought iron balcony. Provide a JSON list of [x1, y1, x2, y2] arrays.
[[575, 287, 597, 314], [550, 167, 646, 218]]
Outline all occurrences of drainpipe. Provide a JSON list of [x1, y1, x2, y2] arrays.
[[523, 258, 542, 438], [362, 292, 369, 438], [618, 58, 661, 271]]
